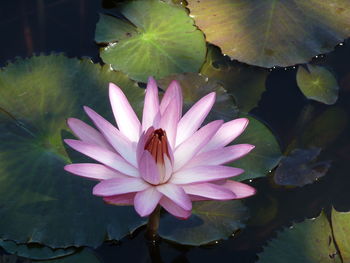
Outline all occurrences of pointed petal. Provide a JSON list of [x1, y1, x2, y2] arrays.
[[218, 180, 256, 199], [160, 196, 191, 219], [93, 177, 148, 196], [182, 183, 236, 200], [142, 77, 160, 131], [171, 166, 244, 184], [160, 80, 183, 119], [159, 98, 180, 149], [157, 184, 192, 211], [64, 163, 126, 180], [67, 118, 113, 150], [84, 106, 137, 166], [176, 92, 216, 146], [134, 187, 162, 217], [185, 144, 255, 168], [200, 118, 249, 153], [109, 83, 141, 142], [173, 120, 223, 171], [139, 151, 161, 185], [64, 139, 138, 177], [103, 193, 136, 205]]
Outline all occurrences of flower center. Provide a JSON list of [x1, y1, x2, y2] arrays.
[[144, 129, 169, 164]]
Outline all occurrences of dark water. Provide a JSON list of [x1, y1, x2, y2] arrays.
[[1, 0, 350, 262]]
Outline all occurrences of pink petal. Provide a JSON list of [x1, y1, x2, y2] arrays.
[[156, 183, 192, 211], [175, 92, 216, 147], [160, 80, 183, 119], [84, 106, 137, 166], [142, 77, 160, 131], [182, 183, 236, 200], [93, 177, 148, 196], [160, 196, 191, 219], [67, 118, 113, 151], [173, 120, 223, 171], [134, 187, 162, 217], [64, 139, 138, 177], [159, 98, 180, 149], [64, 163, 126, 180], [109, 83, 141, 142], [185, 144, 255, 168], [136, 127, 154, 164], [171, 165, 244, 184], [139, 151, 161, 185], [218, 180, 256, 199], [200, 118, 249, 153], [103, 193, 136, 205]]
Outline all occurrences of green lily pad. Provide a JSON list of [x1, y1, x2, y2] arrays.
[[0, 239, 75, 260], [187, 0, 350, 68], [40, 248, 102, 263], [332, 208, 350, 262], [200, 46, 269, 113], [257, 211, 341, 263], [0, 54, 146, 248], [95, 0, 206, 82], [297, 65, 339, 105], [158, 72, 239, 122], [233, 115, 282, 181], [274, 148, 331, 187], [159, 200, 248, 246]]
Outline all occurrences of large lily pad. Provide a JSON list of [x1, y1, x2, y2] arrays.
[[258, 209, 350, 262], [297, 65, 339, 105], [234, 115, 282, 181], [40, 249, 102, 263], [95, 0, 206, 82], [159, 200, 248, 246], [0, 54, 146, 248], [257, 211, 341, 263], [187, 0, 350, 68]]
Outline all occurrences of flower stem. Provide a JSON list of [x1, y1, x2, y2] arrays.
[[146, 205, 161, 241]]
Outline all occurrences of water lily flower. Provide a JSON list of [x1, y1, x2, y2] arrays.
[[64, 77, 255, 219]]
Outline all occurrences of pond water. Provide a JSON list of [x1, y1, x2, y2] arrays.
[[1, 0, 350, 262]]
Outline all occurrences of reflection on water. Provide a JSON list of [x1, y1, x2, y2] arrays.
[[0, 0, 350, 262]]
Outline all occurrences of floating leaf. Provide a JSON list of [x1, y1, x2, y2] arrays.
[[0, 54, 146, 248], [233, 115, 282, 181], [159, 200, 248, 246], [332, 208, 350, 262], [40, 249, 102, 263], [297, 65, 339, 105], [95, 0, 206, 82], [0, 239, 75, 260], [274, 148, 331, 187], [200, 46, 269, 112], [257, 211, 341, 263], [158, 72, 238, 122], [188, 0, 350, 68]]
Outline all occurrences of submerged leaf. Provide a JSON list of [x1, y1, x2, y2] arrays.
[[0, 239, 75, 260], [159, 200, 248, 246], [201, 46, 268, 112], [274, 148, 331, 187], [0, 54, 146, 248], [188, 0, 350, 67], [96, 0, 206, 82], [297, 65, 339, 105], [158, 72, 238, 122]]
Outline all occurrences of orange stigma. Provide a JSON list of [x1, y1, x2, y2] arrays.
[[144, 129, 169, 164]]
